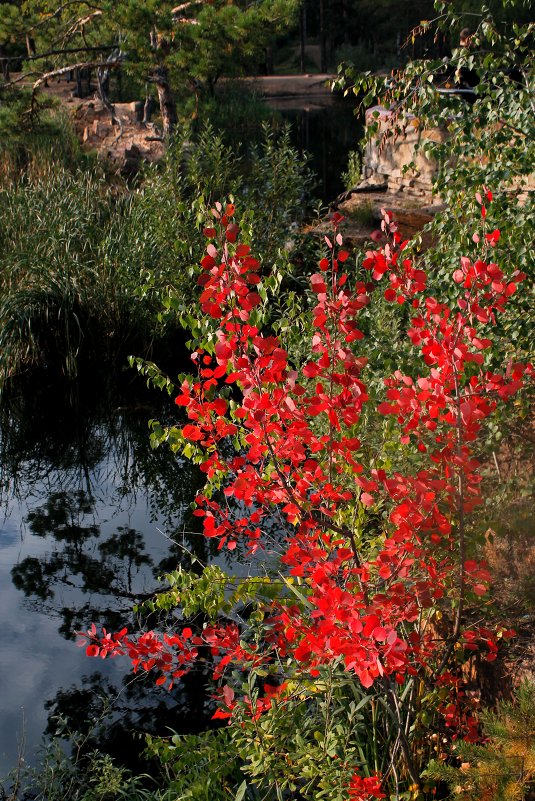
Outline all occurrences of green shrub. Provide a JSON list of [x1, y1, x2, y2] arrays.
[[341, 148, 362, 190]]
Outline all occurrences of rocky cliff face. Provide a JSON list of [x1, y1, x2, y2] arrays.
[[317, 107, 446, 247], [360, 105, 535, 203]]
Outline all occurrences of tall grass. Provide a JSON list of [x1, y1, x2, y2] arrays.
[[0, 169, 154, 384], [0, 89, 84, 183], [0, 119, 315, 388]]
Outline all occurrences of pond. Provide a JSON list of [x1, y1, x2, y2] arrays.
[[0, 369, 285, 779], [271, 95, 363, 202], [0, 376, 229, 777]]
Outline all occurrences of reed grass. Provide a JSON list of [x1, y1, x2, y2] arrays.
[[0, 168, 147, 384], [0, 89, 84, 184], [0, 119, 315, 389]]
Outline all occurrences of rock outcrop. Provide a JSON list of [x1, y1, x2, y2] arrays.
[[72, 99, 166, 174], [360, 105, 446, 201], [315, 105, 446, 246]]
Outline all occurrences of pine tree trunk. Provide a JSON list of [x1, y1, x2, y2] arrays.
[[299, 4, 306, 74], [319, 0, 327, 73], [25, 34, 36, 57], [153, 65, 177, 136], [0, 47, 9, 81]]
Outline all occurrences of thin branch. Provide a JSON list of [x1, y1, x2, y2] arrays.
[[172, 0, 205, 13], [0, 71, 41, 89], [381, 677, 422, 789], [432, 367, 466, 680], [492, 451, 502, 483], [62, 9, 103, 40], [0, 45, 116, 64], [28, 0, 104, 32]]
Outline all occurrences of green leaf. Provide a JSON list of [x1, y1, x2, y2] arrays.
[[234, 779, 248, 801], [278, 573, 313, 609]]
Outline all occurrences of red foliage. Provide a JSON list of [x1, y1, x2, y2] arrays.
[[79, 196, 531, 744], [348, 772, 386, 800]]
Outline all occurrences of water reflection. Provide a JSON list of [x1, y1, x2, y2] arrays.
[[274, 98, 363, 201], [42, 662, 215, 772], [12, 490, 155, 631], [0, 374, 215, 775]]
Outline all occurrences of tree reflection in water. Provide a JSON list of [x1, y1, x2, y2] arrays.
[[0, 373, 219, 767], [43, 662, 216, 771]]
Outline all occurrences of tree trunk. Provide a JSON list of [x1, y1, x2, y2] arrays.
[[97, 65, 119, 127], [342, 0, 350, 45], [299, 4, 306, 74], [0, 47, 10, 81], [319, 0, 327, 72], [25, 34, 36, 57], [153, 65, 177, 136], [143, 94, 156, 124], [265, 45, 273, 75]]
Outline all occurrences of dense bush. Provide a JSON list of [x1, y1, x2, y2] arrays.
[[337, 0, 534, 369], [78, 189, 531, 801], [1, 3, 532, 798]]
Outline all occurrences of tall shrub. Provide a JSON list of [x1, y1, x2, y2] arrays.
[[80, 194, 531, 799]]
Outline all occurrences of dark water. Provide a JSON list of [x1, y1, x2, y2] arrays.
[[0, 377, 218, 776], [0, 99, 359, 778], [275, 96, 363, 202], [0, 372, 281, 778]]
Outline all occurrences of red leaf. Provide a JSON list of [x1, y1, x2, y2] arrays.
[[211, 398, 228, 415], [359, 670, 374, 688], [182, 425, 203, 441], [226, 223, 239, 243], [212, 708, 232, 720], [222, 684, 235, 705]]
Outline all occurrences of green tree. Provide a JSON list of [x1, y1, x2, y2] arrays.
[[424, 681, 535, 801], [0, 0, 299, 134]]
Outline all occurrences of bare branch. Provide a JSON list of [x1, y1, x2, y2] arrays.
[[171, 0, 205, 13], [62, 9, 103, 40], [0, 71, 41, 89], [32, 58, 121, 92]]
